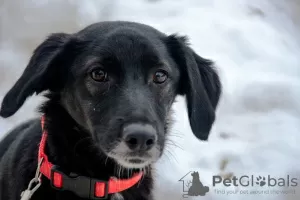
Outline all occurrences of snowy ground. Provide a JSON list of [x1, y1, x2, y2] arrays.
[[1, 0, 300, 200]]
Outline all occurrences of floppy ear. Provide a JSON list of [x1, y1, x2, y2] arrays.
[[0, 33, 75, 118], [165, 35, 222, 140]]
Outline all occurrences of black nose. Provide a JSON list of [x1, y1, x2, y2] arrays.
[[123, 123, 157, 151]]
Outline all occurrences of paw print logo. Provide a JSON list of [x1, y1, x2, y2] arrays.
[[256, 176, 266, 186]]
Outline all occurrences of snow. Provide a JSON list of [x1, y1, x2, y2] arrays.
[[1, 0, 300, 199]]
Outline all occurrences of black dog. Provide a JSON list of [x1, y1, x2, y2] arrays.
[[0, 21, 221, 200], [188, 171, 209, 196]]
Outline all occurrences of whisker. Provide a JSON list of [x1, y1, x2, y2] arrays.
[[121, 166, 125, 178], [164, 147, 179, 164], [167, 134, 183, 138], [105, 156, 109, 166], [146, 166, 151, 176], [165, 142, 183, 151], [165, 138, 183, 150], [118, 165, 121, 178]]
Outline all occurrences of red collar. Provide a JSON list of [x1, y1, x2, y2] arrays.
[[38, 115, 143, 199]]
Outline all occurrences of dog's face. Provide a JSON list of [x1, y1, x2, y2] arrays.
[[61, 28, 181, 168], [0, 22, 221, 169]]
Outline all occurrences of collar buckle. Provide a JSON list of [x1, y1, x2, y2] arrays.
[[50, 166, 109, 199]]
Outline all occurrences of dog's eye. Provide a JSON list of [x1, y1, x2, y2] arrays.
[[91, 69, 108, 82], [153, 70, 168, 84]]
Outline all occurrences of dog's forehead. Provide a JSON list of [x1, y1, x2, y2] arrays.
[[73, 25, 175, 76], [105, 32, 158, 53], [92, 29, 167, 63]]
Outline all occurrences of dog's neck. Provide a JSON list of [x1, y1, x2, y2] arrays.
[[39, 94, 150, 181]]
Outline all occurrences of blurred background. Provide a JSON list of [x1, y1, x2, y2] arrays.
[[1, 0, 300, 199]]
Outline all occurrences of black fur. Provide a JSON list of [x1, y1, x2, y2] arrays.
[[0, 21, 221, 200]]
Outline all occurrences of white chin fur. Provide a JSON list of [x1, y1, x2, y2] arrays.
[[107, 153, 153, 169], [116, 158, 152, 169], [107, 142, 160, 168]]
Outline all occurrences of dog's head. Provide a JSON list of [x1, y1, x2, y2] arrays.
[[191, 172, 199, 179], [0, 21, 221, 168]]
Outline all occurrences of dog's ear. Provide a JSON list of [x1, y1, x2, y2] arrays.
[[0, 33, 77, 118], [165, 34, 222, 140]]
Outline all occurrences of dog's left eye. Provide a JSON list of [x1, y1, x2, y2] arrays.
[[90, 69, 108, 82], [153, 70, 168, 84]]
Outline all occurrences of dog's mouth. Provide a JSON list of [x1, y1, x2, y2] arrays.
[[106, 142, 161, 169], [107, 152, 157, 168], [124, 157, 149, 167], [127, 158, 144, 164]]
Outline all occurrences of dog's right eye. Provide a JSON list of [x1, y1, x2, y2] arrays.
[[153, 70, 168, 84], [90, 69, 108, 82]]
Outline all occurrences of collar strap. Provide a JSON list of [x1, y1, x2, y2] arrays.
[[38, 115, 143, 199]]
